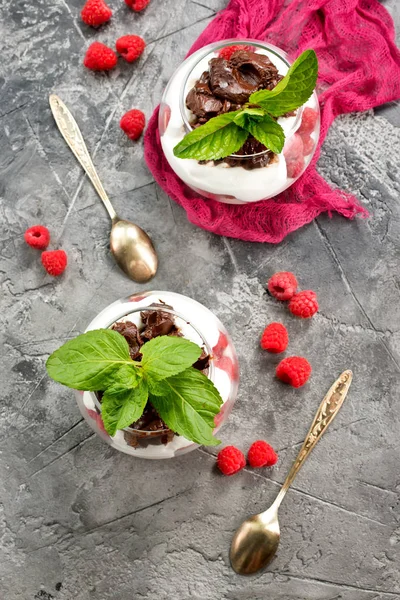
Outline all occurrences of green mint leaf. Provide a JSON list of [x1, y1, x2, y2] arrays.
[[101, 378, 148, 436], [233, 107, 265, 128], [46, 329, 137, 391], [242, 114, 285, 154], [149, 367, 223, 446], [141, 336, 202, 382], [249, 49, 318, 116], [173, 111, 249, 161]]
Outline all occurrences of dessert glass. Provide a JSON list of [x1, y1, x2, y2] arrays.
[[75, 291, 239, 459], [159, 39, 320, 205]]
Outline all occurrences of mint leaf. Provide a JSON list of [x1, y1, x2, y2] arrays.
[[141, 336, 202, 382], [46, 329, 137, 391], [233, 107, 265, 128], [173, 111, 248, 161], [249, 49, 318, 117], [102, 378, 148, 436], [149, 367, 223, 446], [242, 114, 285, 154]]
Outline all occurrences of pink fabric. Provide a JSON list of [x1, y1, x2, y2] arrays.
[[144, 0, 400, 242]]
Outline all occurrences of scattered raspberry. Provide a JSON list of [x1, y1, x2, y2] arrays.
[[124, 0, 150, 11], [298, 107, 318, 135], [268, 271, 298, 301], [276, 356, 311, 388], [81, 0, 112, 27], [120, 109, 146, 140], [283, 133, 303, 162], [212, 331, 229, 358], [289, 290, 318, 318], [116, 35, 146, 63], [41, 250, 68, 277], [261, 323, 288, 353], [83, 42, 117, 71], [286, 155, 305, 178], [24, 225, 50, 250], [301, 134, 315, 156], [217, 446, 246, 476], [248, 441, 278, 468], [218, 45, 251, 60]]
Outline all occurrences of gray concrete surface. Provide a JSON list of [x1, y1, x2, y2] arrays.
[[1, 0, 400, 598]]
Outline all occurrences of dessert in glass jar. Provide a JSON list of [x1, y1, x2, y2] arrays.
[[47, 291, 238, 459], [159, 39, 320, 205]]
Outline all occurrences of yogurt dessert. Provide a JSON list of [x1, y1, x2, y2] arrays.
[[159, 40, 320, 204], [47, 291, 238, 459]]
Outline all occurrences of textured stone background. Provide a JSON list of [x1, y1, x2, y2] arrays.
[[1, 1, 400, 598]]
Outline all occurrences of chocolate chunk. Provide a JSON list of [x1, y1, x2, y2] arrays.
[[111, 320, 143, 360], [221, 136, 275, 169], [229, 50, 279, 87], [208, 57, 258, 104], [140, 303, 179, 340], [193, 349, 210, 372]]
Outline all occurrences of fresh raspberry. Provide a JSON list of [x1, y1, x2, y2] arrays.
[[276, 356, 311, 388], [120, 109, 145, 140], [267, 271, 298, 301], [124, 0, 150, 11], [24, 225, 50, 250], [286, 155, 305, 178], [261, 323, 288, 353], [83, 42, 117, 71], [289, 290, 318, 318], [212, 331, 229, 358], [248, 441, 278, 468], [283, 133, 303, 162], [301, 134, 315, 156], [41, 250, 68, 277], [116, 35, 146, 63], [217, 446, 246, 476], [298, 107, 318, 135], [218, 45, 251, 60], [81, 0, 112, 27]]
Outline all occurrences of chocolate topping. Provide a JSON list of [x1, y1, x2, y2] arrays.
[[140, 303, 179, 340], [112, 320, 143, 360], [186, 49, 285, 169]]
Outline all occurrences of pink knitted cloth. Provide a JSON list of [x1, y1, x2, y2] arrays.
[[144, 0, 400, 242]]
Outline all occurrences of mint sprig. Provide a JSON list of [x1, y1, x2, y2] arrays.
[[173, 49, 318, 161], [46, 328, 223, 446]]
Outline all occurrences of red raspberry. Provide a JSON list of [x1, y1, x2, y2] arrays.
[[289, 290, 318, 318], [124, 0, 150, 11], [298, 107, 318, 135], [276, 356, 311, 388], [248, 441, 278, 468], [261, 323, 288, 353], [116, 35, 146, 63], [301, 134, 315, 156], [83, 42, 117, 71], [24, 225, 50, 250], [283, 133, 303, 162], [120, 109, 146, 140], [286, 155, 305, 178], [217, 446, 246, 476], [212, 331, 229, 358], [267, 271, 298, 301], [81, 0, 112, 27], [218, 45, 251, 60], [41, 250, 68, 277]]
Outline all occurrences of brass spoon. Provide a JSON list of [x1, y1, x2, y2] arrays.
[[49, 94, 158, 283], [230, 369, 353, 575]]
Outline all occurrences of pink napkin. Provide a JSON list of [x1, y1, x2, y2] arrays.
[[144, 0, 400, 242]]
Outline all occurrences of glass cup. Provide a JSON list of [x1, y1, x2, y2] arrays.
[[159, 39, 320, 205], [75, 291, 239, 459]]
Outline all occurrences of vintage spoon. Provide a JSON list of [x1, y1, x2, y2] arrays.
[[49, 94, 158, 283], [230, 369, 353, 575]]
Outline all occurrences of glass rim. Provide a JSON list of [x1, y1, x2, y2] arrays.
[[91, 304, 215, 434], [179, 38, 304, 159]]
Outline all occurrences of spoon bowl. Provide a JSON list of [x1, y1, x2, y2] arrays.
[[110, 218, 158, 283], [230, 508, 280, 575]]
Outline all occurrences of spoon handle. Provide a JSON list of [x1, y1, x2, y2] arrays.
[[272, 370, 353, 510], [49, 94, 117, 220]]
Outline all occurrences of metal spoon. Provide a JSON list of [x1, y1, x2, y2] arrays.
[[49, 94, 158, 283], [230, 369, 353, 575]]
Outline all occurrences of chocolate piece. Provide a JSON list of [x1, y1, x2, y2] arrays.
[[111, 320, 143, 360], [222, 137, 275, 169], [186, 71, 224, 118], [229, 50, 279, 88], [193, 349, 210, 372], [140, 303, 179, 340], [208, 57, 258, 104]]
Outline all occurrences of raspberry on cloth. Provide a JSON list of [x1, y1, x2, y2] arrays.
[[144, 0, 400, 242]]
